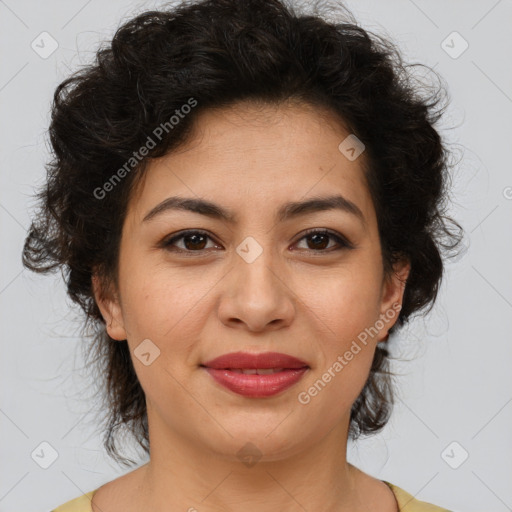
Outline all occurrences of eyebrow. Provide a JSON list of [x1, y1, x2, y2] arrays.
[[142, 194, 365, 226]]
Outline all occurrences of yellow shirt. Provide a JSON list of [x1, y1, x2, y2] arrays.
[[51, 480, 452, 511]]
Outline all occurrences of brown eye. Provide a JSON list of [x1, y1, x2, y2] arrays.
[[294, 229, 353, 252], [180, 232, 208, 250], [162, 230, 219, 253], [305, 232, 330, 250]]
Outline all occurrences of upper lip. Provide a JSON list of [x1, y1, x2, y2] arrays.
[[202, 351, 309, 369]]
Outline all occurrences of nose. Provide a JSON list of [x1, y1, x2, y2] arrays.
[[217, 246, 295, 333]]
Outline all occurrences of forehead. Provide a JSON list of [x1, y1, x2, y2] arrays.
[[127, 101, 375, 226]]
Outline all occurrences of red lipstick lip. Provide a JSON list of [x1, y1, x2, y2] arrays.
[[201, 351, 309, 370], [203, 367, 309, 398]]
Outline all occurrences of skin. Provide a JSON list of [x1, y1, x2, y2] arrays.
[[92, 100, 410, 512]]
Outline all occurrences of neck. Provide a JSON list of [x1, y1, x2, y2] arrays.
[[134, 414, 370, 512]]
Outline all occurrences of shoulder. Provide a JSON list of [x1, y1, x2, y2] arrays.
[[50, 489, 97, 512], [383, 481, 453, 512]]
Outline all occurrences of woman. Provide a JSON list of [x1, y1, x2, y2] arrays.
[[23, 0, 463, 510]]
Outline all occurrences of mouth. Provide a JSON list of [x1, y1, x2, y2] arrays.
[[201, 367, 309, 398], [200, 351, 310, 398]]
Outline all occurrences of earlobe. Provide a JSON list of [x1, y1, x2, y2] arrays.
[[91, 273, 127, 341]]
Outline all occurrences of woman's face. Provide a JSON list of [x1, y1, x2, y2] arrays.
[[95, 101, 409, 462]]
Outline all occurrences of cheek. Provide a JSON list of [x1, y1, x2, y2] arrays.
[[300, 265, 383, 341], [296, 264, 383, 399], [298, 279, 379, 419], [118, 257, 216, 353], [118, 267, 210, 401]]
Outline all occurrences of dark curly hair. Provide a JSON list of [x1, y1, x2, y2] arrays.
[[22, 0, 464, 467]]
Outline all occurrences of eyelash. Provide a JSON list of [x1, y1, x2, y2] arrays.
[[160, 228, 354, 256]]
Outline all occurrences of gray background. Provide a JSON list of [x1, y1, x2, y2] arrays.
[[1, 0, 511, 511]]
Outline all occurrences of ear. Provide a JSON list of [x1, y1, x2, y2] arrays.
[[91, 273, 127, 341], [378, 257, 411, 341]]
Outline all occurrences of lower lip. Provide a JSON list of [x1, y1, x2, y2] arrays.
[[203, 367, 309, 398]]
